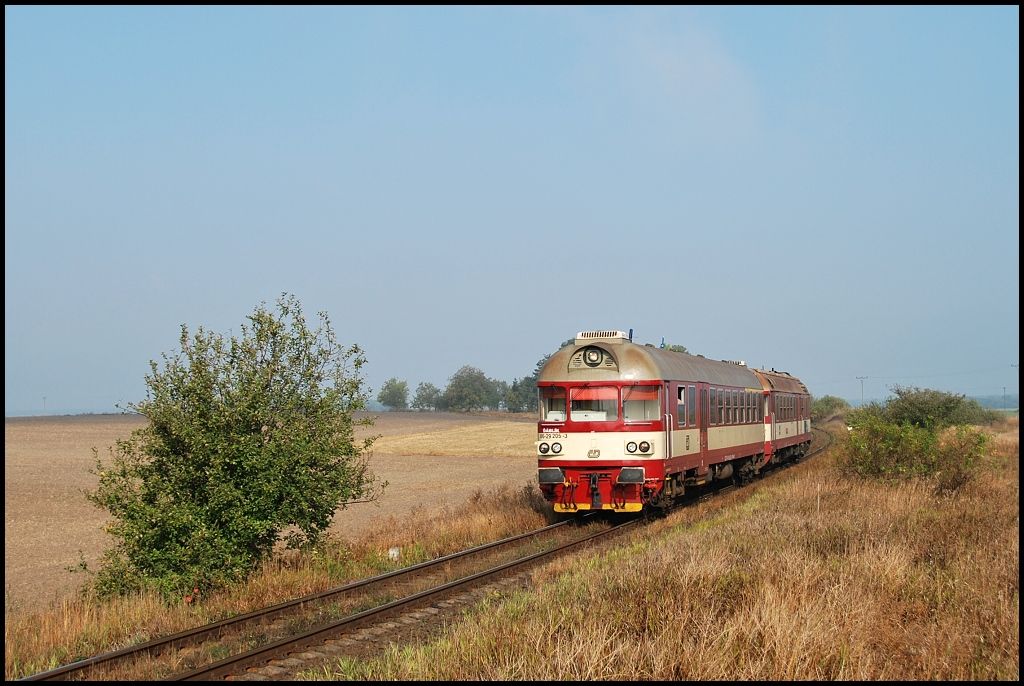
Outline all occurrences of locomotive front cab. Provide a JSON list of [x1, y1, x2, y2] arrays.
[[536, 379, 667, 513]]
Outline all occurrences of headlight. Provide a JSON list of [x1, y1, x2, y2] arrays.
[[551, 442, 562, 454], [538, 443, 550, 454], [638, 441, 651, 453], [626, 441, 638, 453]]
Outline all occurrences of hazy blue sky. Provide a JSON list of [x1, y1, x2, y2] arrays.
[[5, 6, 1019, 415]]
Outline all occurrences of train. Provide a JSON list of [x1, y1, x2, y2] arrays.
[[535, 330, 812, 514]]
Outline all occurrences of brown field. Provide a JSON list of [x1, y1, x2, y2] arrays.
[[4, 411, 538, 615]]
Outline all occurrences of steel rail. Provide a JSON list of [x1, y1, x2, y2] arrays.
[[23, 427, 836, 681], [175, 429, 836, 680], [20, 514, 595, 681], [171, 518, 641, 681]]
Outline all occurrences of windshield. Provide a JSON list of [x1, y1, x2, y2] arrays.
[[538, 386, 567, 422], [623, 385, 662, 422], [569, 386, 618, 422]]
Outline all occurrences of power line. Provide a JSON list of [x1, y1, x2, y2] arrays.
[[804, 364, 1018, 387]]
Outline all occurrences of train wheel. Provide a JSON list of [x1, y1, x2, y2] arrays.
[[735, 460, 758, 486]]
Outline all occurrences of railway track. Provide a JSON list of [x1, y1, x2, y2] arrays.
[[23, 426, 836, 682], [21, 513, 621, 681]]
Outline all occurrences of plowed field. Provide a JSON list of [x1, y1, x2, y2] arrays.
[[4, 411, 537, 614]]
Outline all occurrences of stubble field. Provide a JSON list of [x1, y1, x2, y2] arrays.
[[4, 411, 538, 615]]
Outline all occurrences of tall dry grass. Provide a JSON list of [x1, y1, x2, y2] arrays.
[[7, 420, 1017, 680], [3, 483, 548, 680], [313, 421, 1018, 680]]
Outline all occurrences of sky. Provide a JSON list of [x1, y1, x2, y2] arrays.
[[5, 6, 1019, 416]]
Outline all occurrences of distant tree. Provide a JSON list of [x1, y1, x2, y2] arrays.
[[665, 344, 688, 354], [492, 379, 510, 411], [443, 366, 498, 412], [85, 294, 384, 600], [504, 377, 537, 414], [377, 378, 409, 411], [811, 395, 851, 422], [411, 382, 442, 411]]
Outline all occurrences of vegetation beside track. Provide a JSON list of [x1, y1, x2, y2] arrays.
[[305, 418, 1019, 681], [3, 484, 549, 680], [7, 417, 1018, 681]]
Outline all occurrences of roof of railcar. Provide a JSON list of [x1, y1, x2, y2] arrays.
[[752, 368, 810, 394], [537, 339, 764, 388]]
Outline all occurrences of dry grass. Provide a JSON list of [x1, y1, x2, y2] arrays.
[[3, 412, 541, 680], [7, 417, 1018, 680], [4, 412, 537, 615], [3, 483, 549, 680], [372, 421, 537, 457], [313, 422, 1019, 681]]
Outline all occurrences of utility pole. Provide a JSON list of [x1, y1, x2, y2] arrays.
[[856, 376, 867, 406]]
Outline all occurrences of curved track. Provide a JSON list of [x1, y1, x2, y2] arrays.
[[22, 426, 836, 681], [21, 515, 602, 681]]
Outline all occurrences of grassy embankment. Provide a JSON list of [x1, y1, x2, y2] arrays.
[[304, 418, 1019, 681], [5, 418, 1018, 680]]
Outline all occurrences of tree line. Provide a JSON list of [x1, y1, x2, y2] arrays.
[[377, 364, 544, 414], [376, 340, 691, 413]]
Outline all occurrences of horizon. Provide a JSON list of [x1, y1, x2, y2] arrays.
[[6, 391, 1020, 420]]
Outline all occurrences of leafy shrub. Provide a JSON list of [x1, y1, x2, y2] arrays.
[[839, 413, 938, 480], [932, 424, 989, 494], [884, 385, 999, 428], [838, 413, 987, 493], [86, 294, 384, 600]]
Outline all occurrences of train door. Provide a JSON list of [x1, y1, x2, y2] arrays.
[[664, 382, 673, 458], [698, 383, 709, 456]]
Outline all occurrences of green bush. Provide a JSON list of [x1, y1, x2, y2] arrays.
[[884, 385, 999, 428], [838, 414, 987, 493], [86, 294, 384, 600]]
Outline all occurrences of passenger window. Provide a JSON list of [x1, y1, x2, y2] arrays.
[[710, 389, 718, 424], [688, 386, 696, 427], [676, 386, 686, 427]]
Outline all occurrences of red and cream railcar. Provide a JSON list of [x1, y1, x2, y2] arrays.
[[536, 330, 811, 514]]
